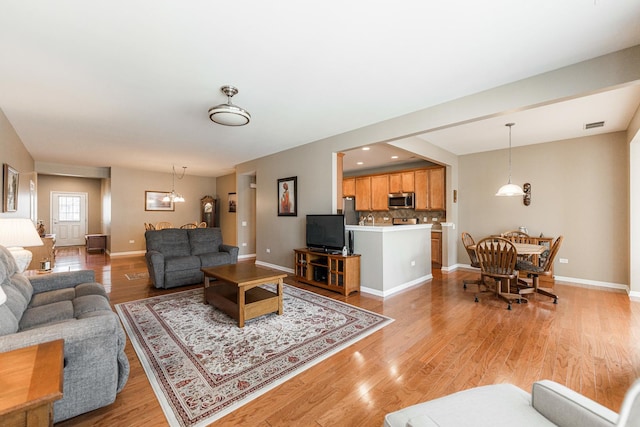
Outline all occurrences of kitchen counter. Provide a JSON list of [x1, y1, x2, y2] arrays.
[[346, 224, 432, 297]]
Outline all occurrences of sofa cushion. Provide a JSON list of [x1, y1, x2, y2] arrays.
[[188, 228, 222, 256], [145, 229, 191, 257], [165, 255, 201, 273], [2, 282, 31, 327], [20, 300, 74, 330], [29, 287, 76, 307]]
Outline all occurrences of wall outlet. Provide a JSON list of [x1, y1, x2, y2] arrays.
[[129, 240, 135, 244], [410, 260, 416, 266], [242, 242, 247, 247], [559, 258, 569, 264], [266, 248, 271, 253], [242, 221, 247, 227]]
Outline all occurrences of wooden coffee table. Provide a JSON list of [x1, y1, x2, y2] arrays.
[[202, 264, 287, 327]]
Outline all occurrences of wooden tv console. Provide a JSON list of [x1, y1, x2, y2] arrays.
[[293, 248, 361, 296]]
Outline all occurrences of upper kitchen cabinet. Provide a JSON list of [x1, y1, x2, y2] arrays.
[[415, 167, 445, 210], [389, 171, 415, 193], [355, 176, 371, 211], [371, 175, 389, 210], [343, 177, 356, 197], [354, 175, 390, 211]]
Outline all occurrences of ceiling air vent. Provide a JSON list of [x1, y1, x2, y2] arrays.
[[584, 121, 605, 130]]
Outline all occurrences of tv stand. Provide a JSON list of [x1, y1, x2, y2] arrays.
[[294, 248, 360, 296]]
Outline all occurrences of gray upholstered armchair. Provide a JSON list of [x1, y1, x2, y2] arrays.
[[0, 245, 129, 423]]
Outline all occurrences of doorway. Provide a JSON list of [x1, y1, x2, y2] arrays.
[[51, 192, 88, 246]]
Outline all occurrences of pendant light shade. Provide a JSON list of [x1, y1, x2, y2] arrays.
[[496, 123, 525, 197], [208, 85, 251, 126], [163, 166, 186, 203]]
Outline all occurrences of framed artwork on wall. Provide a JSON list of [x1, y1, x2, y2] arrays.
[[277, 176, 297, 216], [3, 163, 18, 212], [228, 193, 237, 213], [145, 191, 175, 211]]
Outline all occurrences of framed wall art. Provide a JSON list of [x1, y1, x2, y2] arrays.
[[145, 191, 175, 211], [3, 163, 18, 212], [228, 192, 237, 213], [277, 176, 297, 216]]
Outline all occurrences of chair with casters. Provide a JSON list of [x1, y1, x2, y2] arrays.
[[144, 222, 155, 231], [197, 221, 207, 228], [474, 237, 522, 310], [461, 232, 482, 290], [516, 235, 564, 304], [179, 222, 197, 229], [155, 222, 173, 230]]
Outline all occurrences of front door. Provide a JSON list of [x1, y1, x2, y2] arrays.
[[51, 192, 88, 246]]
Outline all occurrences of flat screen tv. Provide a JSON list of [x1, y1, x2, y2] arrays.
[[306, 214, 345, 253]]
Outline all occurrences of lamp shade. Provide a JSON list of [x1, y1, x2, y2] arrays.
[[495, 183, 525, 196], [0, 218, 43, 248], [208, 104, 251, 126]]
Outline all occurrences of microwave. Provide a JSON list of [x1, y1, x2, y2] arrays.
[[388, 192, 415, 209]]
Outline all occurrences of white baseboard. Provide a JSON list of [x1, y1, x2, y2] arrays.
[[254, 260, 293, 274], [362, 274, 433, 298], [238, 253, 256, 261], [110, 250, 146, 257]]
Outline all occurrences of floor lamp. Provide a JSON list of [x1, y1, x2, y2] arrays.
[[0, 218, 43, 272]]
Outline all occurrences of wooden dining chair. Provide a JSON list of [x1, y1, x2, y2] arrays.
[[474, 237, 522, 310], [144, 222, 155, 231], [461, 232, 482, 290], [155, 221, 173, 230], [516, 235, 564, 304], [197, 221, 207, 228], [180, 222, 197, 229]]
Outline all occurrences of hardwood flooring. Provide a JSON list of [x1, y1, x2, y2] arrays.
[[53, 247, 640, 426]]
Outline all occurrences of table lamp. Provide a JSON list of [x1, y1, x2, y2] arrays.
[[0, 218, 43, 272]]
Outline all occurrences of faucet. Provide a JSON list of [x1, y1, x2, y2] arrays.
[[367, 213, 374, 226]]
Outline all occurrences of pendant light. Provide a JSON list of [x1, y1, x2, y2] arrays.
[[208, 85, 251, 126], [163, 165, 186, 203], [496, 123, 525, 196]]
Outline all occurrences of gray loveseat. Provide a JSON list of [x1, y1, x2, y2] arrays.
[[145, 227, 239, 289], [0, 245, 129, 423], [384, 379, 640, 427]]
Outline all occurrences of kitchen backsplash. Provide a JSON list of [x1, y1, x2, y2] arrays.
[[356, 209, 446, 227]]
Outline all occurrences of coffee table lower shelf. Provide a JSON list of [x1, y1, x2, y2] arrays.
[[205, 284, 281, 327]]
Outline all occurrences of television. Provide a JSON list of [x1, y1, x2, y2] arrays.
[[306, 214, 345, 253]]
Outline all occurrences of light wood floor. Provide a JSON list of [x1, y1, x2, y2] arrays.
[[54, 247, 640, 426]]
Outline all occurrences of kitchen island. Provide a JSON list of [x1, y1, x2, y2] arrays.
[[345, 223, 432, 297]]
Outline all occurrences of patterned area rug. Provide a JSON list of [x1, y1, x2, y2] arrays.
[[115, 285, 393, 427]]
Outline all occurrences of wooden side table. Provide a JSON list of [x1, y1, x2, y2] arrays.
[[85, 234, 107, 253], [0, 340, 64, 427]]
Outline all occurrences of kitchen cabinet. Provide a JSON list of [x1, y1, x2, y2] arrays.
[[389, 171, 415, 193], [415, 167, 445, 210], [343, 177, 355, 197], [355, 175, 389, 211], [355, 176, 371, 211], [371, 175, 389, 210], [431, 232, 442, 265]]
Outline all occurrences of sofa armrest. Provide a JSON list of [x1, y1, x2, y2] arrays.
[[220, 244, 239, 262], [532, 380, 618, 427], [28, 270, 96, 294], [145, 250, 165, 288]]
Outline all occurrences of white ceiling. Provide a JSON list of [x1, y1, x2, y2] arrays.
[[1, 1, 640, 177]]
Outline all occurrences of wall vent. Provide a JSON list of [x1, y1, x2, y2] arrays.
[[584, 121, 605, 130]]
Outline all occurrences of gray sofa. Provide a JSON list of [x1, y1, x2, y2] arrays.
[[0, 245, 129, 423], [145, 227, 239, 289], [384, 379, 640, 427]]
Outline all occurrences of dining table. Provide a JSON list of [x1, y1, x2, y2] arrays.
[[468, 241, 547, 256]]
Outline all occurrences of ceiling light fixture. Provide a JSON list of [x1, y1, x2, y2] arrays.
[[208, 85, 251, 126], [163, 165, 187, 203], [496, 123, 525, 197]]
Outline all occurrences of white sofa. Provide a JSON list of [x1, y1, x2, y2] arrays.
[[384, 379, 640, 427]]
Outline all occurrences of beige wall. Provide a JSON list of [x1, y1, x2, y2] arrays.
[[36, 175, 104, 235], [0, 109, 35, 220], [110, 167, 216, 253], [459, 132, 628, 286]]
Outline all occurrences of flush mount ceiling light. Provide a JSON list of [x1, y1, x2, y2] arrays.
[[496, 123, 525, 197], [208, 85, 251, 126], [163, 165, 187, 203]]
